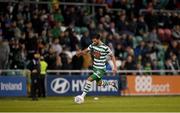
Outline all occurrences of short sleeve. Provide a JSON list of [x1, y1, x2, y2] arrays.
[[106, 47, 113, 56], [87, 44, 93, 51]]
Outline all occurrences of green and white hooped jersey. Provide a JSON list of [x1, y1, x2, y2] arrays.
[[88, 43, 112, 69]]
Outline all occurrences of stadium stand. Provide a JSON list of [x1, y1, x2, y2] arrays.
[[0, 0, 179, 74]]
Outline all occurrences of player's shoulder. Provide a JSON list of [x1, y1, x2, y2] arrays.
[[88, 43, 93, 47], [100, 43, 109, 50]]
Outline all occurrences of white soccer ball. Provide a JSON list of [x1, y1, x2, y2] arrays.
[[94, 97, 99, 100], [74, 95, 84, 104]]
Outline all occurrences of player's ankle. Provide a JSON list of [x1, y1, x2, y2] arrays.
[[81, 92, 87, 98]]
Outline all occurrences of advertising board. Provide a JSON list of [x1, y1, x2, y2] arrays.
[[46, 75, 120, 96], [126, 75, 180, 95], [0, 76, 27, 96]]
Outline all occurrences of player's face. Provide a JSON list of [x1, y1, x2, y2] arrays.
[[92, 38, 99, 45]]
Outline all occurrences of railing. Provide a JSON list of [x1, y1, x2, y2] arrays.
[[0, 69, 180, 76], [0, 0, 106, 16], [1, 1, 179, 15], [47, 69, 180, 73], [47, 69, 180, 76], [0, 0, 125, 16], [0, 69, 30, 76], [0, 0, 106, 6], [139, 9, 180, 15]]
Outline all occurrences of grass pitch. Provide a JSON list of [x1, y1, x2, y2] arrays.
[[0, 96, 180, 112]]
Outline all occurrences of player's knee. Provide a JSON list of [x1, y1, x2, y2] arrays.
[[97, 82, 101, 86], [87, 77, 93, 82], [97, 81, 102, 86]]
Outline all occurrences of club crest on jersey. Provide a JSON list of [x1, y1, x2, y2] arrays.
[[93, 50, 101, 58]]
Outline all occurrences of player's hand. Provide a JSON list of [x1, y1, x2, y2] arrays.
[[112, 68, 117, 76], [32, 69, 37, 73], [76, 50, 83, 57], [76, 50, 82, 57]]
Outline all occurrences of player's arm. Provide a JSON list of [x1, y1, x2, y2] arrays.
[[106, 46, 117, 74], [110, 54, 117, 75], [76, 44, 92, 56], [76, 48, 90, 56]]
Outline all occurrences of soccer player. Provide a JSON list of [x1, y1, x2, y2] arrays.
[[76, 33, 117, 100]]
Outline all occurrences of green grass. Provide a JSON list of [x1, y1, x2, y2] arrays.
[[0, 96, 180, 112]]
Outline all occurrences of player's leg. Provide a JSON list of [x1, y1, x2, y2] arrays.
[[96, 68, 118, 89], [81, 68, 103, 98], [97, 80, 118, 89], [81, 76, 94, 98]]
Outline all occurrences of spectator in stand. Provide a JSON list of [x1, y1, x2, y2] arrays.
[[144, 62, 152, 75], [59, 51, 71, 70], [135, 63, 143, 75], [9, 39, 26, 69], [53, 8, 64, 23], [134, 40, 147, 59], [125, 34, 134, 48], [171, 53, 180, 70], [143, 41, 159, 65], [115, 43, 126, 61], [44, 46, 61, 70], [165, 40, 179, 60], [25, 30, 38, 60], [116, 12, 128, 32], [151, 59, 161, 74], [136, 15, 148, 36], [80, 28, 91, 50], [172, 25, 180, 40], [3, 18, 13, 41], [51, 22, 61, 39], [0, 37, 10, 69], [69, 28, 80, 51], [147, 28, 160, 43], [128, 17, 138, 34], [95, 8, 105, 23], [11, 21, 21, 39], [106, 34, 116, 46], [51, 38, 62, 55], [165, 59, 177, 75], [31, 11, 44, 35], [71, 48, 83, 70], [121, 55, 136, 74], [107, 22, 118, 35]]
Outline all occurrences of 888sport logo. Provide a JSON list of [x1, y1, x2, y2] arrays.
[[135, 76, 152, 92], [135, 76, 170, 93]]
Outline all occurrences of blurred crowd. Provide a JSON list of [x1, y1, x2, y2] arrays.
[[0, 0, 179, 73]]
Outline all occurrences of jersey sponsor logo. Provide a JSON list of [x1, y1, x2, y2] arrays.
[[51, 78, 70, 94], [135, 76, 170, 93]]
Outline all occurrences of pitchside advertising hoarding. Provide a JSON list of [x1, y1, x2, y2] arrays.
[[0, 76, 27, 96], [126, 75, 180, 95], [46, 75, 120, 96]]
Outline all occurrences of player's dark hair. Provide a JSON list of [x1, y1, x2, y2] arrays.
[[91, 33, 101, 39]]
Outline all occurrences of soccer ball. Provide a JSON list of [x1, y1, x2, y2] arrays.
[[74, 95, 84, 104]]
